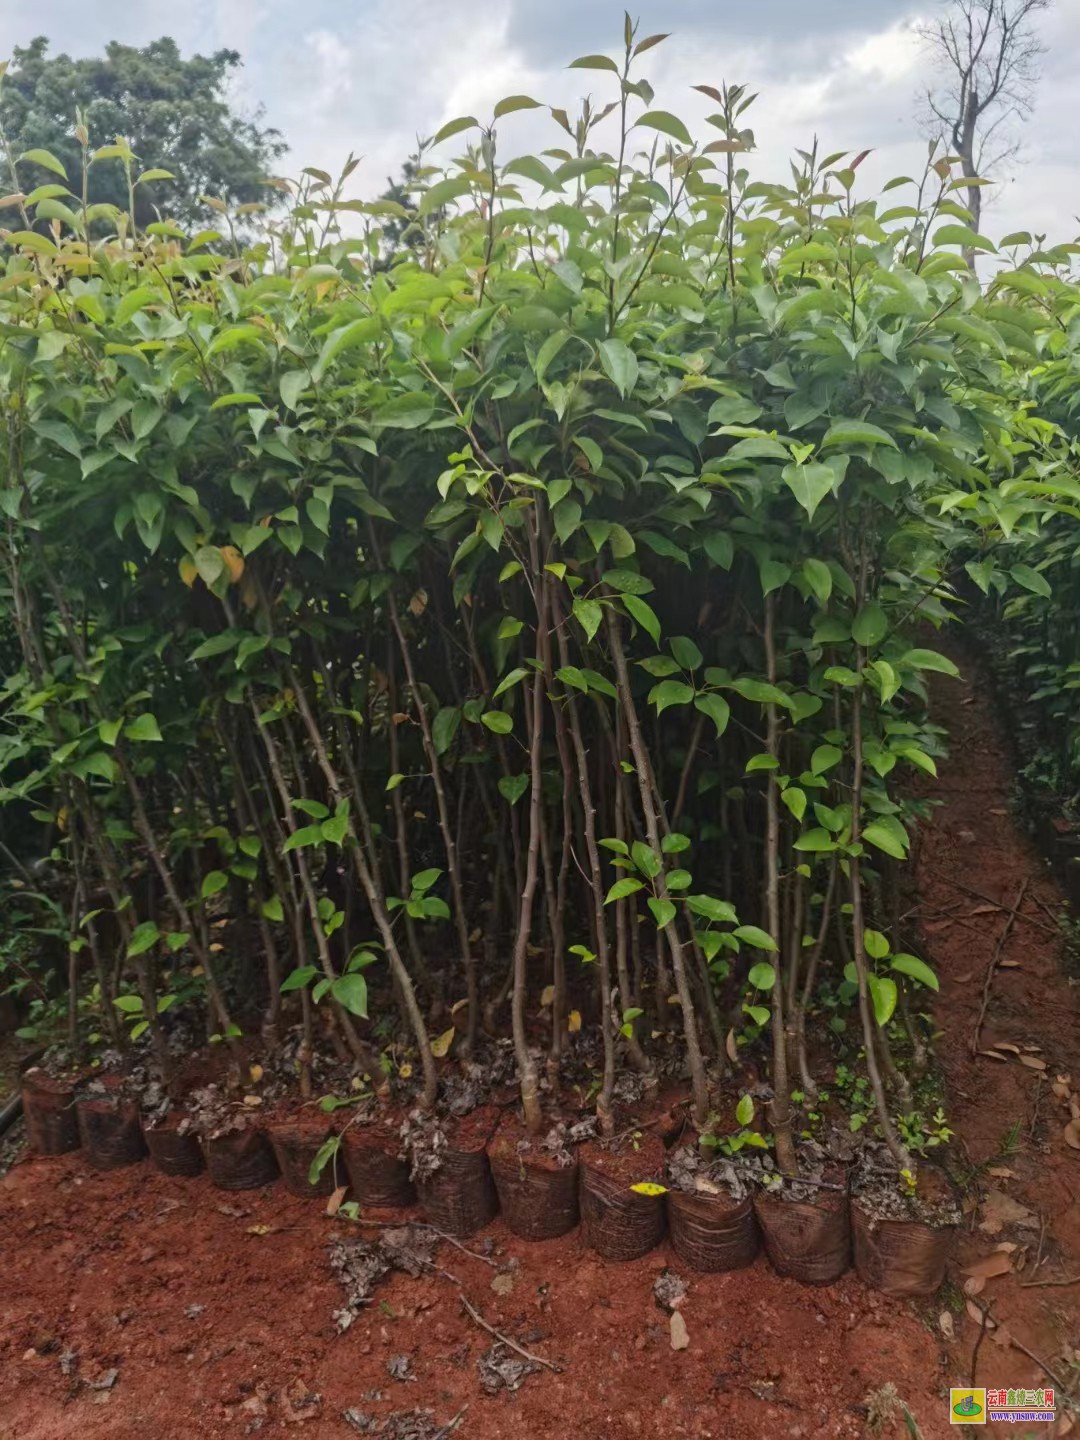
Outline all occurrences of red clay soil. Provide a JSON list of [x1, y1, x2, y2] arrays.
[[0, 640, 1077, 1440]]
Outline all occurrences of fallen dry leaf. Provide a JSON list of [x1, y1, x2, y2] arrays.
[[325, 1186, 347, 1218], [939, 1311, 955, 1342], [978, 1049, 1010, 1063], [998, 959, 1021, 969], [978, 1189, 1038, 1235], [246, 1224, 272, 1236], [964, 1276, 986, 1296], [993, 1042, 1021, 1055], [964, 1252, 1013, 1279], [1020, 1055, 1048, 1071], [243, 1094, 263, 1107], [965, 1300, 994, 1328], [1064, 1120, 1080, 1151], [669, 1311, 690, 1351], [725, 1029, 739, 1065], [986, 1167, 1015, 1179]]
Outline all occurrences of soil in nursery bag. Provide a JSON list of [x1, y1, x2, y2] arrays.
[[579, 1129, 666, 1261], [143, 1114, 205, 1177], [342, 1107, 416, 1208], [665, 1143, 758, 1272], [404, 1103, 499, 1237], [850, 1146, 961, 1297], [21, 1061, 82, 1156], [74, 1069, 148, 1170], [753, 1143, 851, 1285], [487, 1110, 591, 1240], [188, 1084, 279, 1190], [265, 1104, 337, 1198]]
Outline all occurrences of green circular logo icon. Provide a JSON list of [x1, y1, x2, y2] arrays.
[[952, 1395, 983, 1418]]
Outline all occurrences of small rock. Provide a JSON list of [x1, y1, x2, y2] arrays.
[[669, 1312, 690, 1351]]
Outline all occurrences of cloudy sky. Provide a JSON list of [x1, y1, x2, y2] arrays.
[[1, 0, 1077, 244]]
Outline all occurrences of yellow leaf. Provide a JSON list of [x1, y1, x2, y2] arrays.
[[399, 1062, 413, 1080], [246, 1224, 271, 1236], [431, 1027, 456, 1059], [221, 545, 245, 584], [630, 1182, 667, 1196], [408, 587, 428, 616], [567, 1010, 582, 1033], [57, 806, 68, 833], [239, 574, 258, 611], [249, 1064, 264, 1083], [179, 556, 198, 587], [540, 985, 555, 1007], [209, 942, 224, 953]]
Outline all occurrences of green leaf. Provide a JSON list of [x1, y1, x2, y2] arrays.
[[493, 666, 529, 699], [900, 648, 960, 678], [661, 833, 691, 854], [782, 462, 836, 520], [568, 53, 620, 72], [867, 973, 898, 1027], [635, 111, 693, 146], [686, 895, 737, 924], [606, 877, 644, 903], [493, 94, 541, 118], [321, 814, 349, 845], [852, 603, 888, 649], [747, 961, 777, 988], [862, 821, 907, 860], [649, 680, 694, 716], [781, 787, 806, 822], [431, 114, 479, 145], [126, 921, 159, 958], [802, 558, 833, 606], [735, 1094, 754, 1126], [374, 392, 435, 429], [261, 896, 285, 923], [632, 842, 662, 878], [743, 1004, 770, 1027], [293, 798, 330, 820], [386, 773, 405, 792], [622, 594, 661, 644], [573, 597, 603, 642], [1009, 563, 1051, 599], [793, 828, 836, 852], [432, 706, 462, 756], [811, 744, 842, 775], [736, 927, 778, 952], [498, 774, 529, 805], [332, 973, 369, 1018], [729, 677, 793, 709], [694, 693, 730, 738], [597, 338, 638, 399], [890, 953, 939, 992], [282, 824, 326, 853], [281, 965, 317, 993], [864, 928, 890, 960], [201, 870, 228, 899], [821, 419, 897, 449], [308, 1135, 341, 1185], [602, 569, 654, 595], [114, 994, 145, 1014], [20, 148, 68, 179], [190, 631, 242, 661], [481, 710, 513, 734], [670, 636, 703, 670], [647, 897, 676, 928], [124, 714, 162, 743]]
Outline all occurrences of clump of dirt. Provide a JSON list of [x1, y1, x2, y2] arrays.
[[328, 1226, 437, 1331], [477, 1342, 539, 1394], [753, 1138, 850, 1204], [342, 1408, 446, 1438], [652, 1269, 687, 1312]]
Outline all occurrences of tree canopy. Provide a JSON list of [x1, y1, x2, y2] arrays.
[[0, 36, 285, 228]]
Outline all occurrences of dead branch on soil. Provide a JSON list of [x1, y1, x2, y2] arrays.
[[433, 1404, 469, 1438], [965, 1295, 1071, 1395], [1019, 1274, 1080, 1288], [970, 877, 1029, 1057], [459, 1294, 562, 1374], [940, 876, 1053, 935]]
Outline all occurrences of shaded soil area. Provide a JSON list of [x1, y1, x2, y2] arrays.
[[0, 640, 1077, 1440]]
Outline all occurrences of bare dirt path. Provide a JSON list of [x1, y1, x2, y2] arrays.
[[0, 642, 1077, 1440]]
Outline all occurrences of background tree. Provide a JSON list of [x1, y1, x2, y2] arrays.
[[0, 36, 285, 228], [920, 0, 1050, 247]]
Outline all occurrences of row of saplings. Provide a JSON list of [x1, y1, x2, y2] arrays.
[[19, 1032, 960, 1300]]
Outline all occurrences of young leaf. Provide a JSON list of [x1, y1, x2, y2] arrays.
[[735, 927, 778, 952], [735, 1093, 755, 1126], [890, 953, 939, 992], [597, 338, 639, 399], [606, 877, 644, 903], [331, 973, 369, 1018], [647, 897, 676, 928]]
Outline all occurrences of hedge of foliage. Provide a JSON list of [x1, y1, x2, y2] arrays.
[[1, 26, 1077, 1181]]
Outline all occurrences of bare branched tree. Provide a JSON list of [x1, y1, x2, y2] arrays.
[[920, 0, 1051, 246]]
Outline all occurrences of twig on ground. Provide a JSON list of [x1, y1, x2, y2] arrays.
[[1033, 1214, 1047, 1273], [459, 1294, 562, 1374], [433, 1404, 469, 1438], [419, 1225, 499, 1268], [1020, 1274, 1080, 1289], [939, 876, 1053, 935], [970, 1299, 993, 1387], [970, 878, 1029, 1056], [966, 1295, 1071, 1394]]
